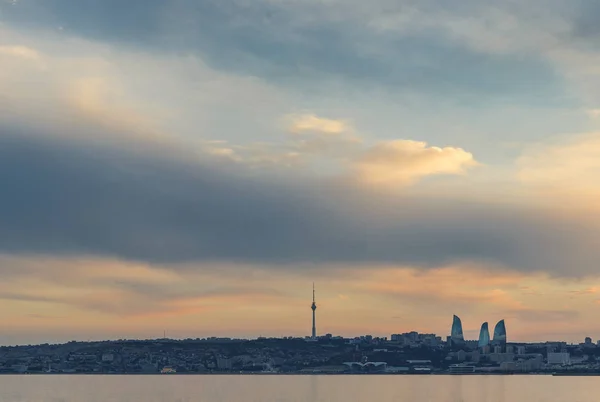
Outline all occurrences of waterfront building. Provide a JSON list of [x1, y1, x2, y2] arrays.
[[391, 334, 402, 342], [547, 352, 571, 365], [492, 319, 507, 347], [450, 315, 465, 345], [478, 322, 490, 348], [489, 352, 515, 363], [449, 364, 475, 374]]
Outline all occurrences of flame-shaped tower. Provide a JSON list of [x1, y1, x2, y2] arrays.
[[478, 322, 490, 348], [450, 314, 465, 345], [492, 319, 507, 347], [311, 283, 317, 339]]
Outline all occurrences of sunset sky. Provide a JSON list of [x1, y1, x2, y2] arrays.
[[2, 0, 600, 345]]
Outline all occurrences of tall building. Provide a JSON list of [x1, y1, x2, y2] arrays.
[[492, 319, 507, 346], [311, 283, 317, 339], [478, 322, 490, 348], [451, 315, 464, 345]]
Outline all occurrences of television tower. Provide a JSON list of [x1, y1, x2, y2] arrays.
[[311, 283, 317, 339]]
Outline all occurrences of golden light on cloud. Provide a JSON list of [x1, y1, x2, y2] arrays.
[[287, 114, 349, 135], [64, 74, 170, 142], [587, 109, 600, 119], [356, 265, 527, 306], [0, 39, 171, 146], [0, 45, 40, 60], [354, 140, 477, 185], [517, 132, 600, 197], [1, 255, 599, 342]]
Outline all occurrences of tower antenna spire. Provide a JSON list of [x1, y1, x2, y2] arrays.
[[311, 283, 317, 340]]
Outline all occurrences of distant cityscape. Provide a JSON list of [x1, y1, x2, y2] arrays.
[[1, 288, 599, 375]]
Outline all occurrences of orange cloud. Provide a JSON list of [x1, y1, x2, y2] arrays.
[[354, 140, 478, 185], [1, 256, 600, 343], [568, 287, 599, 296], [287, 114, 349, 135], [357, 266, 527, 310], [517, 132, 600, 193], [0, 45, 40, 60]]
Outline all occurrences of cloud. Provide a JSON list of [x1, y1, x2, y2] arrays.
[[1, 8, 600, 281], [361, 266, 527, 310], [287, 114, 349, 135], [3, 1, 600, 344], [517, 132, 600, 192], [0, 39, 172, 147], [217, 114, 477, 186], [194, 113, 475, 187], [566, 0, 600, 43], [1, 254, 598, 342], [0, 28, 293, 154], [2, 128, 600, 277], [354, 140, 477, 185], [0, 254, 287, 319], [0, 33, 593, 279], [568, 287, 598, 296], [0, 131, 351, 265], [587, 109, 600, 118], [509, 309, 579, 323], [0, 45, 40, 60], [0, 0, 566, 104]]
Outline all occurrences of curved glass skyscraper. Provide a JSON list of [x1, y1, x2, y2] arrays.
[[451, 315, 464, 344], [492, 319, 507, 346], [478, 322, 490, 348]]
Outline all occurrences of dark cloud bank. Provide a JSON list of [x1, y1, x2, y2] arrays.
[[1, 0, 565, 104], [1, 127, 598, 277]]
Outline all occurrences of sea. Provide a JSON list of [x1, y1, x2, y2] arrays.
[[0, 375, 595, 402]]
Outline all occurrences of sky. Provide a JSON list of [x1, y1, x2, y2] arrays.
[[1, 0, 600, 345]]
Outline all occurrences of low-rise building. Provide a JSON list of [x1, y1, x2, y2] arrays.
[[547, 352, 571, 365]]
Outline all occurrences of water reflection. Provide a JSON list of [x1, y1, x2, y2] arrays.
[[449, 374, 463, 402], [308, 375, 318, 402], [490, 375, 505, 402], [0, 375, 597, 402]]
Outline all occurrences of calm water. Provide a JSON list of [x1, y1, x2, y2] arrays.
[[0, 375, 597, 402]]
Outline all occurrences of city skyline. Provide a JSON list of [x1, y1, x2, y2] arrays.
[[3, 0, 600, 345], [0, 302, 593, 347]]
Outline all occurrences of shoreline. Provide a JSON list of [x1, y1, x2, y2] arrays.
[[0, 372, 582, 376]]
